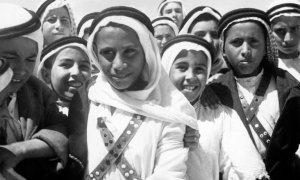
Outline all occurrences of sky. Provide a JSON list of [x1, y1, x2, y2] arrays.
[[0, 0, 275, 24]]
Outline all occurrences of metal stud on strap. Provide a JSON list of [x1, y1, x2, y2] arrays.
[[86, 114, 145, 180]]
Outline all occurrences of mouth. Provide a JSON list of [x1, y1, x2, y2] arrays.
[[112, 73, 130, 79], [182, 85, 199, 92], [11, 76, 24, 83], [68, 81, 83, 88]]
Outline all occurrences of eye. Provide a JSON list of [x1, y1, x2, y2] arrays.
[[291, 25, 300, 32], [175, 64, 187, 72], [79, 64, 90, 72], [194, 31, 206, 38], [45, 16, 57, 23], [165, 10, 172, 14], [194, 67, 206, 74], [60, 18, 71, 25], [26, 58, 36, 63], [249, 38, 260, 45], [123, 48, 137, 58], [229, 38, 243, 47], [99, 49, 116, 61], [274, 28, 287, 36], [155, 35, 163, 40], [59, 62, 73, 69], [175, 8, 182, 13]]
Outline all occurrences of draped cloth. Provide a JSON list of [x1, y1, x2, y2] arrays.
[[267, 0, 300, 22], [0, 3, 44, 145], [0, 3, 43, 75], [87, 15, 198, 129], [36, 0, 77, 36], [152, 16, 179, 35], [161, 38, 212, 83], [85, 7, 198, 179]]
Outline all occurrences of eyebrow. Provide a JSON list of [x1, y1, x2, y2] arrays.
[[3, 50, 19, 56]]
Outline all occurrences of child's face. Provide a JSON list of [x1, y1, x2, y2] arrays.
[[162, 2, 183, 27], [50, 47, 91, 100], [95, 26, 146, 91], [154, 25, 176, 53], [191, 20, 220, 57], [224, 22, 266, 77], [0, 37, 38, 93], [271, 16, 300, 56], [169, 50, 208, 103], [42, 7, 72, 46]]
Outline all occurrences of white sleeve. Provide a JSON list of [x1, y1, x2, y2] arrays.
[[146, 122, 188, 180]]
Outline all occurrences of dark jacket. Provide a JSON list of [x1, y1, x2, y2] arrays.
[[60, 86, 90, 180], [209, 63, 300, 180], [11, 76, 68, 180]]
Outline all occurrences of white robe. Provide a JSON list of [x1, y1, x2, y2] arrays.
[[186, 104, 230, 180], [278, 56, 300, 82], [87, 104, 188, 180]]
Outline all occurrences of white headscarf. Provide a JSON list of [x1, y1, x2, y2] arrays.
[[158, 0, 183, 16], [37, 40, 89, 83], [78, 19, 93, 38], [179, 6, 221, 35], [0, 3, 44, 76], [0, 59, 13, 92], [37, 0, 77, 36], [87, 14, 198, 129], [268, 0, 300, 22], [152, 16, 179, 35], [161, 40, 212, 83]]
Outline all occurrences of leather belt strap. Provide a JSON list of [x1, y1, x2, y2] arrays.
[[86, 114, 145, 180], [239, 71, 272, 149]]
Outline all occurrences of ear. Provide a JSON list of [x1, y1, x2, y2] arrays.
[[41, 67, 51, 84]]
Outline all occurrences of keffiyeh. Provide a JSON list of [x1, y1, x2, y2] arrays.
[[77, 12, 99, 38], [37, 36, 89, 82], [87, 6, 198, 129], [267, 0, 300, 22], [152, 16, 179, 35], [36, 0, 77, 36], [0, 3, 43, 76], [179, 6, 221, 34], [161, 34, 213, 83]]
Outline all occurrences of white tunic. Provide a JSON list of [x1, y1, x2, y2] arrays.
[[87, 104, 188, 180], [186, 104, 231, 180], [278, 56, 300, 81]]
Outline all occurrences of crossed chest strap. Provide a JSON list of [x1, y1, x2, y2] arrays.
[[86, 114, 145, 180], [239, 71, 272, 150]]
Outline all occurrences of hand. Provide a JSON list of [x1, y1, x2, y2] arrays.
[[183, 126, 200, 150], [0, 145, 24, 171], [200, 86, 221, 109]]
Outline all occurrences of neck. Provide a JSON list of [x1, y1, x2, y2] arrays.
[[235, 66, 262, 78], [279, 51, 299, 59]]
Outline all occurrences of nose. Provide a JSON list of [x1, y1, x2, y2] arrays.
[[283, 32, 293, 43], [171, 10, 177, 18], [54, 19, 63, 29], [112, 53, 127, 72], [70, 64, 80, 76], [203, 33, 213, 44], [12, 60, 27, 77], [241, 42, 251, 58], [161, 37, 168, 46], [185, 68, 195, 80]]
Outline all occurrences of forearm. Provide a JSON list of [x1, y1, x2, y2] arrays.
[[9, 139, 55, 160]]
